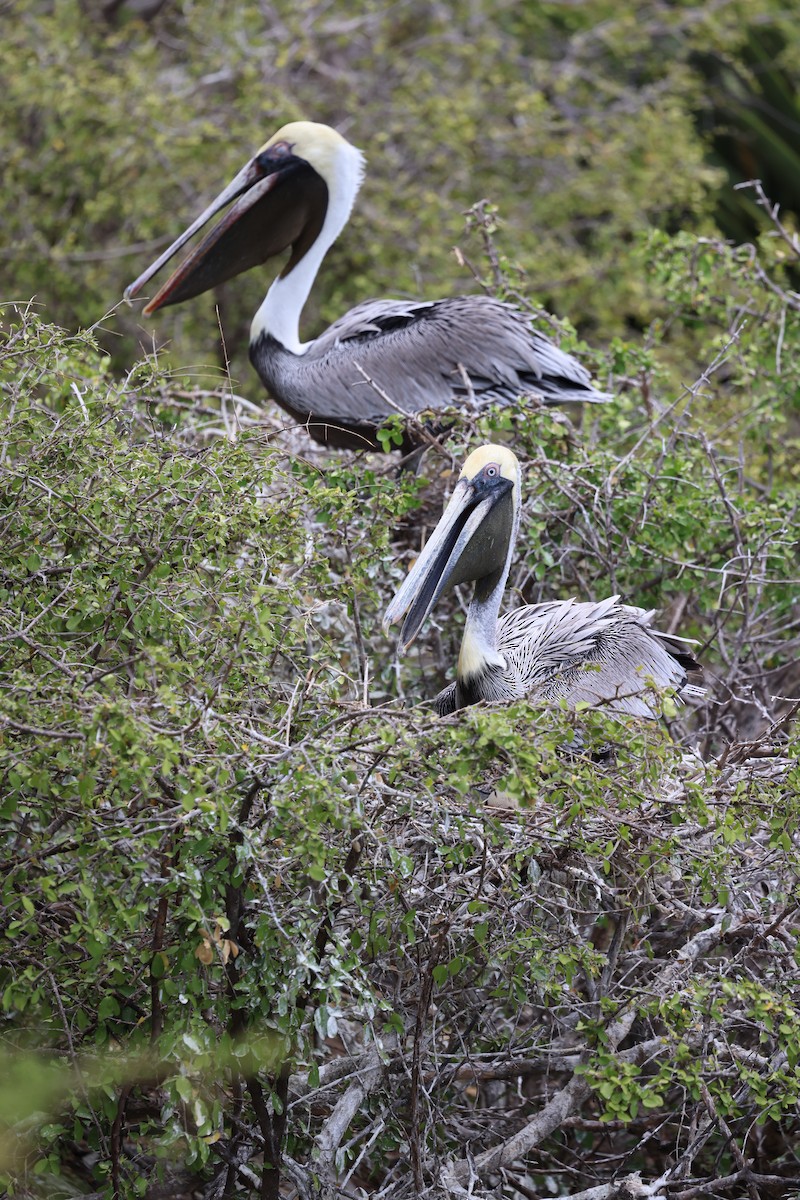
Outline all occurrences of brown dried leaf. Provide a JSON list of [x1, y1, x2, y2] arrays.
[[195, 939, 214, 965]]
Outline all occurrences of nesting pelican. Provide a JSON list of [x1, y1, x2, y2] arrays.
[[384, 445, 703, 716], [125, 121, 611, 450]]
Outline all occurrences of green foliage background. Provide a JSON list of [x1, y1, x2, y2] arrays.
[[1, 1, 799, 1197], [3, 0, 798, 396]]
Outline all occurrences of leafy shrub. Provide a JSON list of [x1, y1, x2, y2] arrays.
[[1, 270, 798, 1197]]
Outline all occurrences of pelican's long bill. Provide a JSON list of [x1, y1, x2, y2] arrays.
[[383, 448, 517, 652], [124, 138, 328, 314]]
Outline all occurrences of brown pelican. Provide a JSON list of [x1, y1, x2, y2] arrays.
[[384, 445, 703, 716], [124, 121, 611, 450]]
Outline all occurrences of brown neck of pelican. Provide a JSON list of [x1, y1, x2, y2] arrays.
[[250, 141, 365, 355], [457, 487, 521, 682]]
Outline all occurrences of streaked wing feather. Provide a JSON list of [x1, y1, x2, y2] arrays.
[[496, 598, 694, 717], [434, 680, 460, 716]]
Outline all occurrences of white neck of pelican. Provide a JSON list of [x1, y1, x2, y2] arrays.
[[457, 478, 522, 681], [250, 140, 365, 355]]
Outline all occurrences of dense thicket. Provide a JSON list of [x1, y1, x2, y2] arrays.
[[1, 2, 799, 1198]]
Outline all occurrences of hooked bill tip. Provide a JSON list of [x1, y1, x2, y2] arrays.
[[123, 277, 150, 306], [381, 612, 410, 655], [123, 280, 158, 316], [382, 617, 402, 643]]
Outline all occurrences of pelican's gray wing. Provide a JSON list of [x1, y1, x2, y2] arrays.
[[251, 295, 610, 447], [497, 597, 700, 718]]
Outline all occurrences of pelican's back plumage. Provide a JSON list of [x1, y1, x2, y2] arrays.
[[251, 296, 608, 448]]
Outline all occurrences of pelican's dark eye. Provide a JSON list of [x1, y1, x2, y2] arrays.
[[255, 141, 293, 173]]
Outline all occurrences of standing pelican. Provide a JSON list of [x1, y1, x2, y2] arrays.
[[124, 121, 611, 450], [384, 445, 702, 716]]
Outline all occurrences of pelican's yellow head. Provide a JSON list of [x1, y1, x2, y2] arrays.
[[460, 444, 521, 488], [258, 121, 365, 193]]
